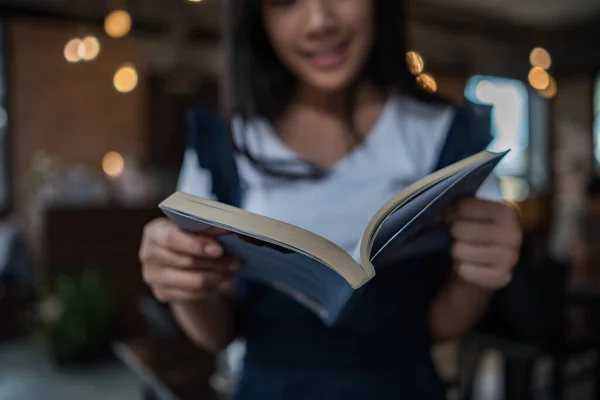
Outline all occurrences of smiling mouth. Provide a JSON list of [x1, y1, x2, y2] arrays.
[[303, 41, 350, 70]]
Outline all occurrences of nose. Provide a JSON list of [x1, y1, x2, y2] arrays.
[[304, 0, 337, 37]]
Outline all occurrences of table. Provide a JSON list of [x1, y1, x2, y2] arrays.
[[113, 336, 220, 400]]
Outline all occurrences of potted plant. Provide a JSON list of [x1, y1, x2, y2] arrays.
[[36, 266, 116, 368]]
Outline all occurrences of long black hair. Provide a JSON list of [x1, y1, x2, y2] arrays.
[[224, 0, 444, 180]]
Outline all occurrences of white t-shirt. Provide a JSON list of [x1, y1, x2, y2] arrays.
[[177, 95, 503, 256]]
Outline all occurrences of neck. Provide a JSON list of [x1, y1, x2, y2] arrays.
[[277, 81, 388, 142], [292, 84, 349, 117]]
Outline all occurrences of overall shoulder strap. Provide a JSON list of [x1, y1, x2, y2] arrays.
[[434, 100, 494, 170], [186, 107, 242, 207]]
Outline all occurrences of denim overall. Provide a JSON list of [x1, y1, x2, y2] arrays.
[[187, 101, 493, 400]]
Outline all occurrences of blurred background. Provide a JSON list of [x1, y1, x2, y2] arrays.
[[1, 0, 600, 399]]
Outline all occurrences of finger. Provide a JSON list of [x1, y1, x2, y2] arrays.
[[455, 198, 517, 224], [451, 221, 521, 248], [454, 263, 512, 289], [142, 245, 240, 270], [149, 222, 223, 258], [444, 203, 459, 224], [144, 265, 232, 292], [143, 245, 242, 271], [140, 245, 198, 268], [451, 242, 518, 267]]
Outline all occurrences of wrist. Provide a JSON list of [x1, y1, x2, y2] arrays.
[[170, 293, 218, 311], [446, 273, 495, 301]]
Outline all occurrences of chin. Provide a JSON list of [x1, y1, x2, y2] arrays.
[[305, 72, 357, 93]]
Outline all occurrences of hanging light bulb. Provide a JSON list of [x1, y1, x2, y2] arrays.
[[105, 10, 132, 38]]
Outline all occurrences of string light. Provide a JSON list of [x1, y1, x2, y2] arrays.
[[113, 64, 138, 93], [416, 73, 437, 93], [529, 47, 552, 70], [528, 67, 550, 91], [406, 51, 424, 75], [104, 10, 132, 38], [102, 151, 125, 179]]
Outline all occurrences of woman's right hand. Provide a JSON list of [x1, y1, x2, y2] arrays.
[[139, 218, 239, 303]]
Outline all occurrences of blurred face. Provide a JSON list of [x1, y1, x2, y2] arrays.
[[261, 0, 374, 92]]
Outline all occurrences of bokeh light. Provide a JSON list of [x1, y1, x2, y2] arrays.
[[64, 38, 83, 63], [102, 151, 125, 178], [538, 75, 557, 99], [104, 10, 132, 38], [82, 36, 101, 61], [528, 67, 550, 91], [500, 177, 530, 202], [113, 64, 138, 93], [529, 47, 552, 70], [406, 51, 424, 75], [416, 73, 437, 93]]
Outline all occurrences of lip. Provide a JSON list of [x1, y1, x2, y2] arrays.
[[302, 41, 350, 70]]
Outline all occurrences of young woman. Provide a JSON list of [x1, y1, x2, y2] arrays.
[[139, 0, 523, 398]]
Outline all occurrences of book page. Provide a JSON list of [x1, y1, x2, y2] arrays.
[[160, 192, 372, 288], [370, 167, 472, 261], [162, 208, 355, 326], [358, 150, 504, 270], [370, 155, 503, 269]]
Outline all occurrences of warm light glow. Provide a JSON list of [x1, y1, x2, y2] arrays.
[[416, 73, 437, 93], [500, 177, 530, 202], [539, 75, 557, 99], [188, 0, 203, 2], [102, 151, 125, 178], [113, 64, 138, 93], [529, 47, 552, 70], [528, 67, 550, 90], [64, 38, 83, 63], [406, 51, 424, 75], [104, 10, 132, 38], [82, 36, 101, 61]]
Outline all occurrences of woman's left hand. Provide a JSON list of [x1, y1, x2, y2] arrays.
[[448, 198, 523, 290]]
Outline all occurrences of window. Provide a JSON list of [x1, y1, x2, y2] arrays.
[[594, 74, 600, 172], [464, 76, 532, 201], [0, 21, 9, 216], [465, 76, 529, 176]]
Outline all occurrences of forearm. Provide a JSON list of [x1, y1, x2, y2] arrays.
[[428, 275, 493, 343], [171, 293, 237, 354]]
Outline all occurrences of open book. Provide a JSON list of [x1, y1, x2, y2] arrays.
[[160, 150, 507, 326]]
